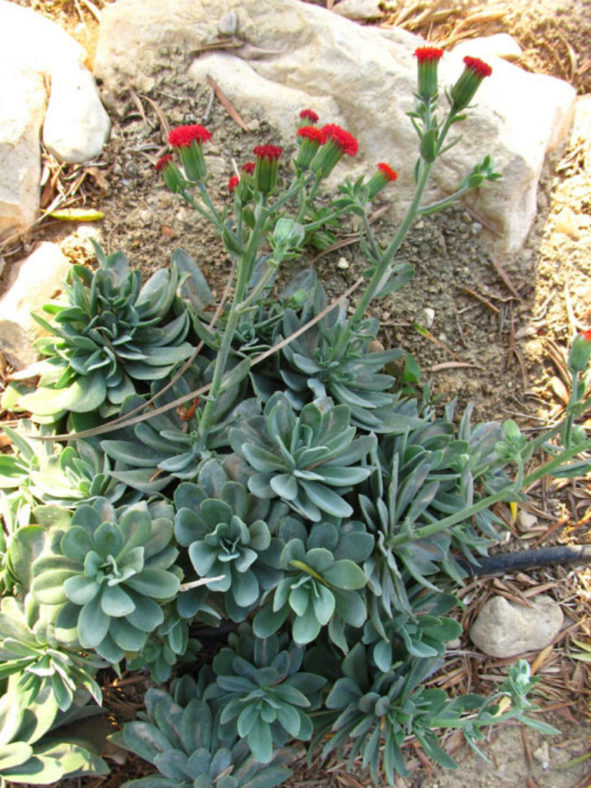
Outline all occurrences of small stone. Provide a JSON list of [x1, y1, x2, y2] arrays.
[[218, 9, 237, 36], [533, 741, 550, 769], [470, 221, 483, 235], [422, 307, 435, 328], [333, 0, 384, 21], [337, 257, 349, 270], [470, 594, 563, 658], [517, 510, 538, 532]]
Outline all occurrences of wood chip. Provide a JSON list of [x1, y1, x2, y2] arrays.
[[206, 75, 251, 133]]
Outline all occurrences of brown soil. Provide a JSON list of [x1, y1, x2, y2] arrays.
[[2, 1, 591, 787]]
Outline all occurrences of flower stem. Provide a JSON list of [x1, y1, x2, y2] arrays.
[[387, 437, 591, 548]]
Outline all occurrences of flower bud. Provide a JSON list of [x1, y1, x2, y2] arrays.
[[155, 154, 185, 193], [295, 126, 326, 170], [414, 46, 444, 100], [568, 330, 591, 373], [253, 144, 282, 194], [450, 56, 492, 113], [367, 162, 398, 199], [298, 108, 319, 127], [310, 124, 358, 179], [168, 124, 212, 182]]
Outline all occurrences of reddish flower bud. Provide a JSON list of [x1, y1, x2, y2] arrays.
[[168, 124, 211, 181], [155, 154, 174, 171], [450, 56, 492, 112], [414, 46, 444, 100], [155, 154, 185, 193], [168, 125, 212, 148], [242, 161, 256, 175], [367, 162, 398, 198], [310, 124, 358, 179], [569, 330, 591, 372], [253, 145, 282, 193], [228, 175, 240, 192], [295, 125, 327, 170], [299, 108, 319, 125]]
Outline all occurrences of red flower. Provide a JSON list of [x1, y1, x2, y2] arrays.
[[242, 161, 256, 174], [155, 154, 173, 171], [168, 125, 212, 148], [253, 144, 283, 161], [320, 124, 358, 156], [299, 108, 319, 123], [377, 162, 398, 182], [581, 329, 591, 342], [228, 175, 240, 192], [297, 126, 327, 144], [414, 47, 444, 63], [463, 56, 492, 78]]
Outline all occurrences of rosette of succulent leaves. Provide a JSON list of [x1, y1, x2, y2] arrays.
[[112, 667, 296, 788], [6, 243, 196, 421]]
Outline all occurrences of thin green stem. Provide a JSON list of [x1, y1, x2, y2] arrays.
[[198, 208, 267, 439], [562, 371, 579, 448], [387, 437, 591, 548]]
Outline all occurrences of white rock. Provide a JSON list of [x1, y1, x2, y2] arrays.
[[421, 307, 435, 328], [333, 0, 384, 21], [0, 1, 110, 237], [0, 68, 46, 240], [43, 62, 111, 163], [337, 257, 349, 269], [453, 33, 523, 61], [470, 594, 563, 658], [0, 243, 71, 369], [517, 509, 538, 532], [94, 0, 576, 252]]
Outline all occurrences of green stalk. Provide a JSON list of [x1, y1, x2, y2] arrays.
[[197, 206, 267, 440], [347, 112, 455, 331], [562, 371, 579, 448], [387, 437, 591, 548]]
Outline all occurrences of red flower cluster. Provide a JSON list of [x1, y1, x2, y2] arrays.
[[168, 125, 212, 148], [321, 124, 358, 156], [242, 162, 256, 174], [228, 175, 240, 192], [253, 144, 283, 161], [463, 56, 492, 78], [377, 162, 398, 182], [296, 126, 327, 144], [414, 46, 444, 63], [582, 329, 591, 342], [299, 108, 319, 123], [155, 154, 173, 171]]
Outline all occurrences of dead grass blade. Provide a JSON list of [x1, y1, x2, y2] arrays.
[[141, 95, 170, 142], [206, 75, 250, 133]]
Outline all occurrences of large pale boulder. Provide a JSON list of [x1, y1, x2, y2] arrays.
[[0, 1, 110, 237], [94, 0, 576, 252], [0, 68, 46, 240], [0, 242, 71, 370], [43, 62, 111, 164]]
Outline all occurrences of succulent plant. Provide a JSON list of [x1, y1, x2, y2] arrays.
[[0, 421, 130, 511], [231, 393, 375, 521], [102, 366, 258, 494], [31, 498, 181, 663], [0, 595, 104, 711], [206, 625, 326, 763], [0, 685, 108, 786], [126, 604, 202, 683], [362, 587, 462, 672], [360, 405, 507, 623], [112, 672, 295, 788], [253, 518, 373, 651], [174, 460, 284, 621], [11, 243, 195, 420]]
